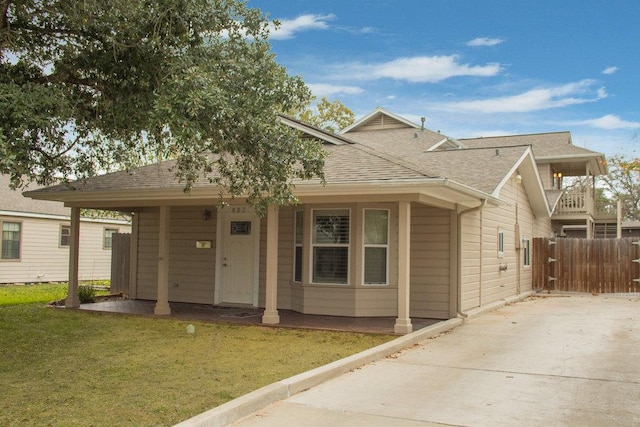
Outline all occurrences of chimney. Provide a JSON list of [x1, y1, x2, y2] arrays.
[[420, 117, 425, 131]]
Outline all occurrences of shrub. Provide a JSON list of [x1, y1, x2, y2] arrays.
[[77, 285, 97, 304]]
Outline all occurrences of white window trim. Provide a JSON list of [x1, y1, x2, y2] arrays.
[[498, 228, 505, 258], [523, 237, 531, 267], [310, 208, 350, 285], [362, 208, 390, 286]]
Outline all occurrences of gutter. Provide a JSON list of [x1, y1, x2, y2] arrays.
[[456, 199, 488, 319]]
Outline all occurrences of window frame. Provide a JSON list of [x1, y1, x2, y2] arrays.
[[362, 208, 390, 286], [103, 227, 119, 250], [1, 220, 22, 261], [522, 237, 531, 267], [310, 208, 350, 285], [293, 209, 304, 283], [498, 228, 505, 258], [60, 224, 71, 247]]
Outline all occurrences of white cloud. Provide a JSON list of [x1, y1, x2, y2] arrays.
[[344, 55, 502, 83], [578, 114, 640, 130], [307, 83, 364, 97], [269, 14, 335, 40], [438, 79, 607, 113], [466, 37, 505, 47], [602, 66, 619, 75]]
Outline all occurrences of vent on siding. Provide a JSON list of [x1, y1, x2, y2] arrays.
[[358, 113, 413, 131]]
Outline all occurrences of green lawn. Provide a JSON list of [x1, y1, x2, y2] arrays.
[[0, 284, 393, 426]]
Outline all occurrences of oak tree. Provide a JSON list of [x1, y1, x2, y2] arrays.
[[0, 0, 325, 213]]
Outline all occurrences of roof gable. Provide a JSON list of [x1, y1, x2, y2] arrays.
[[341, 107, 420, 133]]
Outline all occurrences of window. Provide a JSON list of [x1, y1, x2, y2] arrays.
[[103, 228, 118, 249], [312, 209, 349, 284], [363, 209, 389, 285], [498, 229, 505, 258], [60, 225, 71, 247], [523, 238, 531, 267], [293, 210, 304, 282], [1, 221, 21, 260]]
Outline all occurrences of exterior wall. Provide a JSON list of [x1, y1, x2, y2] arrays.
[[538, 163, 553, 190], [461, 173, 553, 311], [410, 205, 452, 319], [0, 214, 130, 284], [135, 206, 217, 303]]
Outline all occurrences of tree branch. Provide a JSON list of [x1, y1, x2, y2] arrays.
[[0, 0, 9, 32]]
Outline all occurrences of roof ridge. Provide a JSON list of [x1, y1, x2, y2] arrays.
[[459, 130, 570, 140], [347, 142, 438, 178]]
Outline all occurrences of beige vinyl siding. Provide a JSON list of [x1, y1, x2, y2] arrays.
[[410, 205, 451, 319], [460, 172, 548, 311], [135, 207, 216, 303], [0, 215, 129, 284], [538, 163, 552, 189]]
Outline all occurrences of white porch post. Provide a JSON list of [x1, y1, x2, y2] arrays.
[[395, 201, 413, 334], [262, 204, 280, 324], [154, 205, 171, 315], [65, 207, 81, 308]]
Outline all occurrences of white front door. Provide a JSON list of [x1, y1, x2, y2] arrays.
[[217, 210, 259, 305]]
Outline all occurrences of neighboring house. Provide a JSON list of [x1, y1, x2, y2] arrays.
[[1, 175, 131, 284], [25, 108, 605, 333]]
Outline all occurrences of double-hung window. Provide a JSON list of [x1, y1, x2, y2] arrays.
[[60, 225, 71, 247], [1, 221, 21, 260], [363, 209, 389, 285], [312, 209, 349, 284]]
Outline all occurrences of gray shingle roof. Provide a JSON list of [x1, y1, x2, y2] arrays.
[[1, 175, 70, 216], [458, 132, 602, 159]]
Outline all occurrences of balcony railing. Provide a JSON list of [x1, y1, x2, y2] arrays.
[[553, 190, 616, 220], [555, 191, 593, 215]]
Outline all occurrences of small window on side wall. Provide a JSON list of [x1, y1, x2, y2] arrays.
[[60, 225, 71, 247], [523, 238, 531, 267], [498, 229, 505, 258], [293, 210, 303, 282]]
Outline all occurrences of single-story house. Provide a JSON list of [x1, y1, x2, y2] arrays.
[[1, 175, 131, 284], [26, 108, 563, 333]]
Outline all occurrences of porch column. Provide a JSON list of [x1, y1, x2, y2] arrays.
[[262, 204, 280, 324], [65, 207, 81, 308], [395, 201, 413, 334], [154, 205, 171, 315]]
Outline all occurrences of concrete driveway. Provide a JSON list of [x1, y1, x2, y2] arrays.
[[232, 295, 640, 426]]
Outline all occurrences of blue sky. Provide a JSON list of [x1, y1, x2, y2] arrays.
[[248, 0, 639, 159]]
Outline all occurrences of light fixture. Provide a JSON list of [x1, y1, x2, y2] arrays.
[[202, 209, 211, 221], [515, 174, 522, 184]]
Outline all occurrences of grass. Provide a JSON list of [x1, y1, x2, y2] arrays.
[[0, 284, 394, 426]]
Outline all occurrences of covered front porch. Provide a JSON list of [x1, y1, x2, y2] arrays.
[[78, 299, 441, 335]]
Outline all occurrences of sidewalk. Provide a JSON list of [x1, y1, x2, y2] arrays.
[[187, 294, 640, 426]]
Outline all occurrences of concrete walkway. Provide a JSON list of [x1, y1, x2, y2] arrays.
[[226, 294, 640, 426]]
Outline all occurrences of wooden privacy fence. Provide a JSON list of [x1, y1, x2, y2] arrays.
[[110, 233, 131, 295], [532, 237, 640, 294]]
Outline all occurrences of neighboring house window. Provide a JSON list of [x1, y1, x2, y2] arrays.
[[312, 209, 349, 284], [293, 210, 304, 282], [60, 225, 71, 247], [103, 228, 118, 249], [363, 209, 389, 285], [498, 229, 505, 258], [523, 238, 531, 267], [1, 221, 21, 260]]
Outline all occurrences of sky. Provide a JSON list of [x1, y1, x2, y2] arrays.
[[248, 0, 639, 159]]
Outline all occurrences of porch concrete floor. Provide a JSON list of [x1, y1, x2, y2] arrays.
[[78, 300, 440, 334]]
